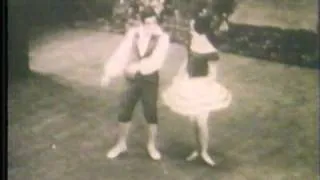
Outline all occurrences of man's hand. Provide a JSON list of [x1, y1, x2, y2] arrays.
[[100, 75, 112, 87], [124, 62, 140, 78]]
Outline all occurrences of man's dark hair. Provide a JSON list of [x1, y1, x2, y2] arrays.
[[140, 6, 158, 23]]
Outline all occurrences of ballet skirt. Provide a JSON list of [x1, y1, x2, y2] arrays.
[[162, 60, 231, 117]]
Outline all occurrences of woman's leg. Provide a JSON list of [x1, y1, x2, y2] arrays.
[[186, 116, 199, 161], [196, 113, 215, 166]]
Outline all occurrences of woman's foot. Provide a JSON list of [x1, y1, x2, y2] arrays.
[[106, 143, 127, 159], [200, 152, 215, 166], [186, 150, 199, 161]]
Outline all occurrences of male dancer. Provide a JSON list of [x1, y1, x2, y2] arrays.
[[101, 7, 170, 160]]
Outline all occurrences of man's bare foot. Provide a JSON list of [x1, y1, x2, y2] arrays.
[[147, 144, 161, 160], [201, 152, 215, 167], [106, 143, 127, 159], [186, 151, 199, 161]]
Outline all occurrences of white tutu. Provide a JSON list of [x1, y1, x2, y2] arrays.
[[161, 73, 232, 117]]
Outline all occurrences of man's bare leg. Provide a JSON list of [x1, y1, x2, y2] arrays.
[[106, 122, 131, 159], [147, 124, 161, 160]]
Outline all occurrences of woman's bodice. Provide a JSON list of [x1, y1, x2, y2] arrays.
[[190, 33, 216, 53], [186, 52, 217, 78], [189, 16, 217, 54]]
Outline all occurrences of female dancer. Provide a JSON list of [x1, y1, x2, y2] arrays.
[[162, 5, 232, 166]]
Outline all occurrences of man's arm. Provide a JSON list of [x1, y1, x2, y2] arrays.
[[138, 33, 170, 75], [103, 29, 135, 78]]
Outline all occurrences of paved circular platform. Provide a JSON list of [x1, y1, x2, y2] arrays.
[[29, 28, 187, 91]]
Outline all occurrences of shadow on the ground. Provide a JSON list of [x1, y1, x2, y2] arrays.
[[209, 23, 318, 69], [8, 73, 73, 123]]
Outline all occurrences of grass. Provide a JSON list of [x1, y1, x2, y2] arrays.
[[8, 44, 317, 180]]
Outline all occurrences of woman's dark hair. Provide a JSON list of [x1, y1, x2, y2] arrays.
[[192, 2, 207, 17], [191, 2, 212, 35], [193, 14, 212, 35]]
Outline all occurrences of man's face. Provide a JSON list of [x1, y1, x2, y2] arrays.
[[142, 16, 159, 34], [199, 8, 208, 16]]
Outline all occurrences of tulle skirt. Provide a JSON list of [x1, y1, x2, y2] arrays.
[[161, 74, 232, 117]]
